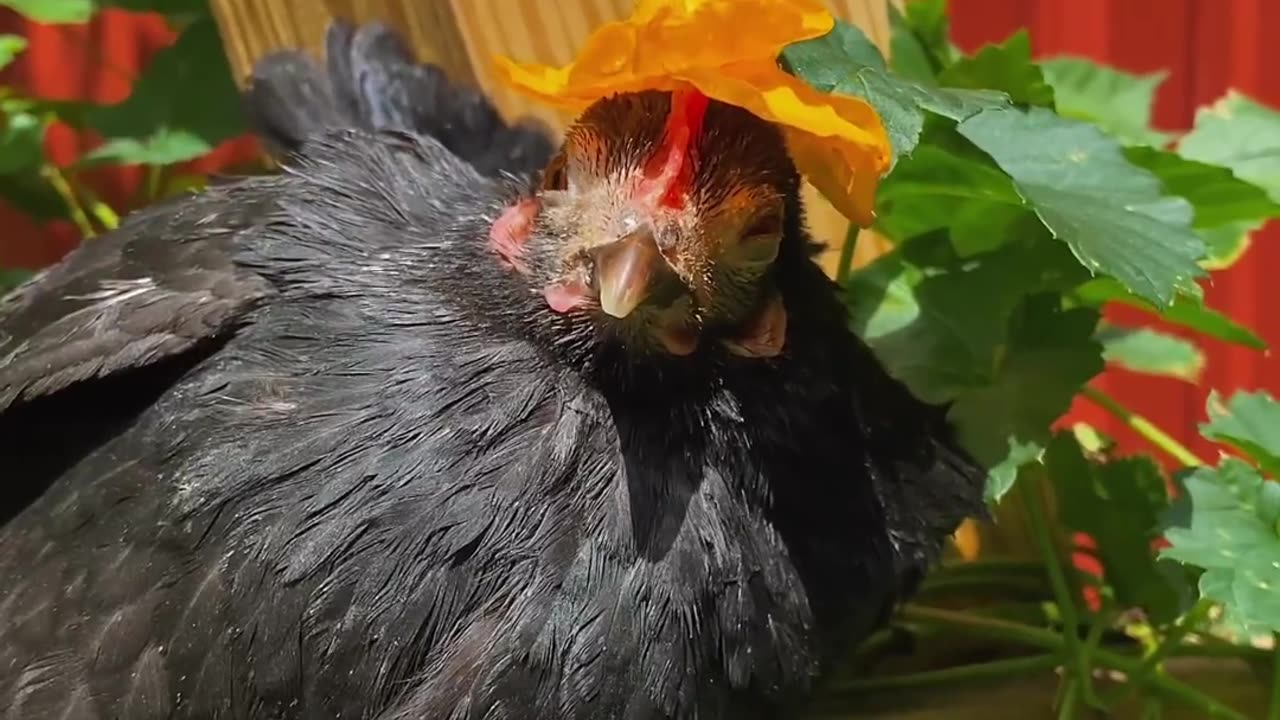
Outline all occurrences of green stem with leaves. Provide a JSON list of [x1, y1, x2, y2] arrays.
[[899, 605, 1250, 720], [829, 653, 1060, 693], [1020, 474, 1097, 712], [1081, 386, 1204, 467]]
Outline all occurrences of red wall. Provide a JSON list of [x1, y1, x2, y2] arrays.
[[0, 9, 258, 268], [950, 0, 1280, 464], [1, 2, 1275, 463]]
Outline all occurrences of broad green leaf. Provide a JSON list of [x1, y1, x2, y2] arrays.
[[1162, 459, 1280, 635], [0, 111, 44, 174], [947, 297, 1104, 500], [984, 438, 1042, 504], [1124, 146, 1280, 228], [0, 0, 92, 23], [1097, 324, 1204, 382], [1180, 91, 1280, 201], [1198, 221, 1256, 271], [0, 34, 26, 70], [0, 104, 67, 221], [87, 17, 244, 167], [1049, 433, 1189, 623], [83, 132, 211, 167], [848, 236, 1091, 402], [782, 20, 1008, 163], [1074, 277, 1266, 350], [848, 238, 1101, 501], [1201, 391, 1280, 477], [959, 107, 1205, 306], [888, 3, 937, 84], [875, 140, 1022, 243], [897, 0, 956, 68], [938, 31, 1055, 107], [1040, 57, 1172, 147], [948, 202, 1038, 257]]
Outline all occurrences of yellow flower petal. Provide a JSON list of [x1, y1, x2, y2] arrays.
[[492, 0, 891, 227]]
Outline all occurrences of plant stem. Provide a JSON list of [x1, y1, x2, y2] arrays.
[[1022, 470, 1096, 709], [835, 223, 858, 285], [1081, 386, 1204, 467], [1109, 599, 1215, 707], [1269, 634, 1280, 720], [41, 164, 95, 238], [830, 653, 1060, 693], [899, 606, 1250, 720], [1057, 676, 1080, 720]]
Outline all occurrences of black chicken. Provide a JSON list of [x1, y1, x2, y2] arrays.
[[0, 20, 984, 720]]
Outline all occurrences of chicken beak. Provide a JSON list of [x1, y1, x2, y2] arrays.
[[592, 226, 669, 319]]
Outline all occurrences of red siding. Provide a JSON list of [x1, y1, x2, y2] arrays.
[[0, 9, 259, 269], [1, 3, 1275, 460]]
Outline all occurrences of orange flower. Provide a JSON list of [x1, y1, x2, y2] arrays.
[[493, 0, 891, 226]]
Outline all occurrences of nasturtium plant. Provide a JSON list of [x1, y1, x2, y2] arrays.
[[784, 2, 1280, 717]]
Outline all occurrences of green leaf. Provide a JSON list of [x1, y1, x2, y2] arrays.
[[0, 34, 26, 70], [83, 131, 211, 167], [1201, 390, 1280, 477], [848, 238, 1102, 502], [937, 31, 1055, 107], [1040, 57, 1172, 147], [1123, 146, 1280, 229], [0, 105, 69, 221], [782, 20, 1008, 162], [947, 297, 1104, 501], [1180, 91, 1280, 201], [0, 0, 92, 23], [1198, 221, 1257, 271], [1074, 277, 1266, 350], [1097, 324, 1204, 382], [1162, 459, 1280, 635], [1049, 433, 1189, 623], [86, 17, 244, 167], [958, 107, 1206, 306], [897, 0, 956, 68], [0, 111, 45, 174], [888, 4, 937, 84], [875, 141, 1023, 243]]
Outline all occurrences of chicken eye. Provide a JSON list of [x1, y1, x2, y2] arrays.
[[542, 153, 569, 191], [741, 208, 782, 241]]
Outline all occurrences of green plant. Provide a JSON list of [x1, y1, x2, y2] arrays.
[[784, 1, 1280, 717], [0, 0, 248, 293]]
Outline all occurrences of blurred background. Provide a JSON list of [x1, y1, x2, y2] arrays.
[[0, 0, 1275, 463]]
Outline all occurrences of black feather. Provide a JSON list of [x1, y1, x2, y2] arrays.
[[244, 20, 555, 180]]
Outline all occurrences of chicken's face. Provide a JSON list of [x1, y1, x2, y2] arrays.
[[510, 89, 799, 357]]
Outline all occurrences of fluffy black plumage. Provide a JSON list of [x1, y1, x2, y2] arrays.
[[245, 19, 555, 179], [0, 28, 985, 720]]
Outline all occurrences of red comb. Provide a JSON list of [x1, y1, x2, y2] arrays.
[[638, 87, 710, 210]]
